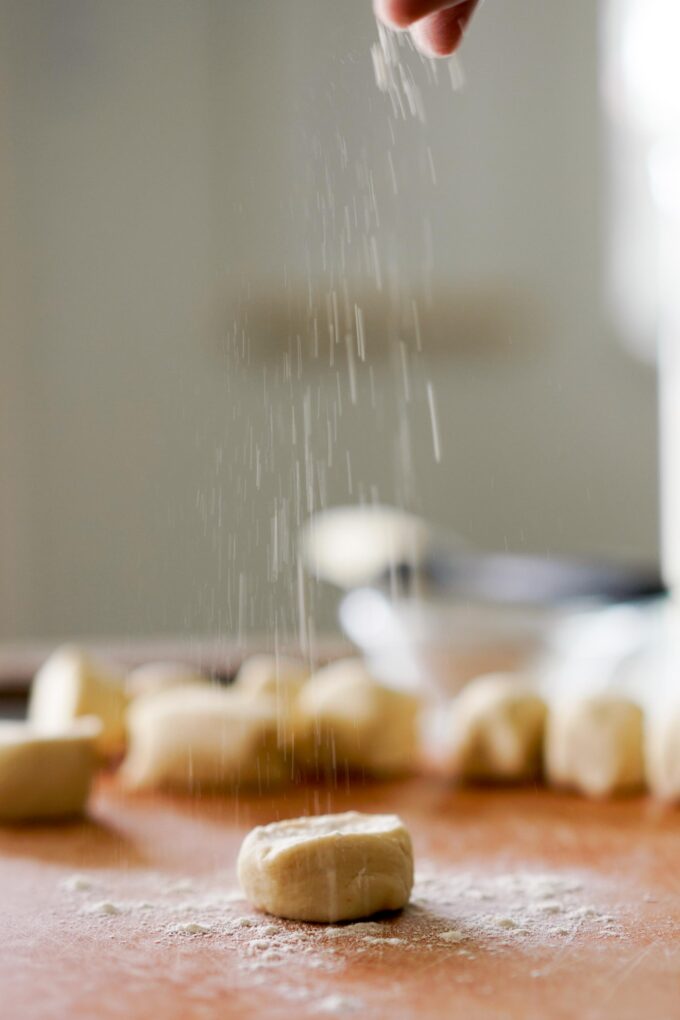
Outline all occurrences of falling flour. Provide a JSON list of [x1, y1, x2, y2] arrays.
[[371, 19, 465, 123], [371, 23, 426, 122]]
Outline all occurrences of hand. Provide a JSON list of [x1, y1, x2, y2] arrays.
[[374, 0, 480, 57]]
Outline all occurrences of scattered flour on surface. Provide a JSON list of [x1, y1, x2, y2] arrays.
[[532, 900, 562, 915], [411, 867, 622, 947], [81, 900, 123, 917], [62, 863, 626, 1001], [164, 879, 196, 894], [492, 916, 520, 930], [315, 994, 364, 1014], [220, 889, 247, 902], [362, 936, 404, 946], [330, 921, 384, 937], [61, 874, 95, 893], [168, 921, 213, 936]]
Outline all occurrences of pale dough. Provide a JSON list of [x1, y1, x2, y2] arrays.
[[237, 811, 413, 922], [126, 661, 208, 700], [444, 673, 547, 783], [645, 703, 680, 800], [234, 654, 309, 701], [121, 684, 286, 792], [545, 696, 645, 798], [28, 646, 127, 757], [296, 659, 420, 777], [0, 718, 101, 822], [234, 654, 310, 749]]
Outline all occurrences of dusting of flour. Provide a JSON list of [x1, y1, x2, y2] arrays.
[[59, 863, 631, 1012]]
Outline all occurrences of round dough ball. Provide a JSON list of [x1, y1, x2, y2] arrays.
[[296, 659, 421, 777], [121, 684, 287, 792], [126, 661, 208, 700], [444, 673, 547, 783], [0, 717, 101, 823], [545, 696, 645, 798], [645, 702, 680, 800], [237, 811, 413, 922], [28, 646, 127, 757]]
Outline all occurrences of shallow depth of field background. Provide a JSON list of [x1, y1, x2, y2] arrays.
[[0, 0, 657, 642]]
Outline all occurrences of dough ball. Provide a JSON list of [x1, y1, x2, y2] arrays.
[[126, 661, 208, 700], [645, 703, 680, 800], [545, 696, 645, 798], [444, 674, 547, 783], [237, 811, 413, 922], [234, 654, 309, 701], [28, 646, 127, 757], [121, 684, 287, 792], [0, 718, 101, 823], [234, 655, 310, 750], [296, 659, 421, 777]]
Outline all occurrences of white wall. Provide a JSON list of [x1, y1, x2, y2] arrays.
[[0, 0, 658, 642]]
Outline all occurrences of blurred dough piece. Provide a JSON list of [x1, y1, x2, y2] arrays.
[[28, 646, 127, 757], [237, 811, 413, 922], [121, 685, 286, 792], [234, 654, 310, 748], [445, 674, 547, 783], [646, 703, 680, 800], [297, 659, 420, 777], [234, 654, 309, 700], [126, 661, 208, 700], [301, 505, 429, 589], [545, 696, 644, 798], [0, 718, 101, 822]]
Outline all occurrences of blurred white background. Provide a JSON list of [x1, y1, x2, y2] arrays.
[[0, 0, 658, 642]]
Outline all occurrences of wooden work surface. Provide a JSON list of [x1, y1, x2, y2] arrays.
[[2, 776, 680, 1020]]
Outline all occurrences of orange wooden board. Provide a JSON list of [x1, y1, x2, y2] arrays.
[[2, 776, 680, 1020]]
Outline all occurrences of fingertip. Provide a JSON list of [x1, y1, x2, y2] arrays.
[[409, 2, 477, 58], [374, 0, 413, 30], [410, 17, 460, 56]]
